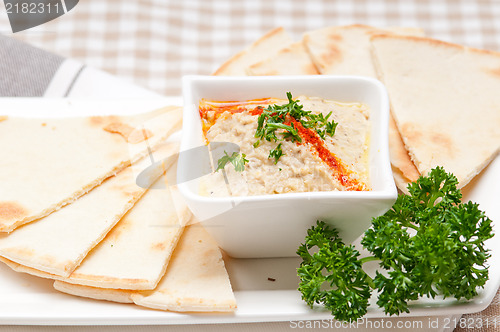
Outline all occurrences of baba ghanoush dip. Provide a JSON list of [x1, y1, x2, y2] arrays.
[[199, 93, 370, 196]]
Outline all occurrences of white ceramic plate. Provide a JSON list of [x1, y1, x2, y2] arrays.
[[0, 98, 498, 325]]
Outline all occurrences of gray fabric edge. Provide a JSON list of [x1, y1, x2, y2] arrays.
[[0, 34, 65, 97]]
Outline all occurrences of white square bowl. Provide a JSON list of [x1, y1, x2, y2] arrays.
[[178, 75, 397, 258]]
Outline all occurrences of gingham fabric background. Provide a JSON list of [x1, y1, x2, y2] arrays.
[[2, 0, 500, 96], [1, 1, 500, 331]]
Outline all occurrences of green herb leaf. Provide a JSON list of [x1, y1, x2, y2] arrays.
[[325, 120, 338, 137], [297, 221, 372, 322], [253, 92, 337, 163], [216, 151, 249, 172], [269, 143, 284, 164]]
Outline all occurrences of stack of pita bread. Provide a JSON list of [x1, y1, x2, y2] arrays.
[[0, 106, 237, 313], [214, 24, 500, 193]]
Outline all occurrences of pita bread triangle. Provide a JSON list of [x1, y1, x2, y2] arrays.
[[130, 223, 236, 312], [50, 224, 236, 312], [0, 142, 179, 277], [58, 163, 191, 290], [371, 34, 500, 187], [53, 281, 134, 304], [247, 41, 319, 75], [303, 24, 425, 76], [0, 106, 182, 232], [213, 27, 293, 76], [302, 24, 423, 191]]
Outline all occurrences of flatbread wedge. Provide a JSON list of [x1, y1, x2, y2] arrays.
[[0, 142, 179, 277], [60, 164, 191, 290], [371, 34, 500, 187], [52, 224, 237, 313], [130, 224, 236, 312], [53, 281, 133, 304], [303, 24, 424, 191], [302, 24, 424, 76], [0, 106, 182, 232], [247, 41, 319, 75], [213, 27, 292, 76]]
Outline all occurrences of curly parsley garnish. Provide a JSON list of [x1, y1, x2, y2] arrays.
[[297, 167, 494, 321], [254, 92, 338, 163], [216, 151, 248, 172]]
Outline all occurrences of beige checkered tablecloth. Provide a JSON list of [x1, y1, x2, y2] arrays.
[[1, 0, 500, 331], [2, 0, 500, 96]]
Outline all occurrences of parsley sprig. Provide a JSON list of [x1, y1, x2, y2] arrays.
[[268, 143, 283, 164], [216, 151, 248, 172], [297, 221, 372, 321], [297, 167, 494, 321], [254, 92, 338, 163]]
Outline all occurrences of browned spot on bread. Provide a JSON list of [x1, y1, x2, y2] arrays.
[[105, 227, 122, 242], [321, 37, 343, 69], [487, 67, 500, 77], [252, 26, 286, 47], [430, 132, 455, 157], [151, 242, 166, 251], [103, 217, 134, 242], [388, 117, 420, 182], [0, 202, 28, 222], [0, 116, 8, 122], [127, 127, 154, 144], [3, 247, 35, 259], [401, 123, 455, 158], [41, 123, 46, 127], [327, 33, 343, 42], [0, 247, 73, 272], [62, 260, 76, 273], [88, 115, 120, 127], [158, 289, 173, 295], [115, 185, 143, 198], [1, 248, 71, 275], [400, 123, 422, 144], [104, 123, 154, 144], [202, 248, 218, 261], [367, 30, 389, 37], [104, 122, 134, 140], [89, 116, 103, 126], [302, 63, 319, 75], [89, 115, 120, 127], [320, 47, 342, 68], [38, 254, 59, 267]]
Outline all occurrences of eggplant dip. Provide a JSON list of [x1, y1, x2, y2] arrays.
[[198, 93, 370, 196]]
